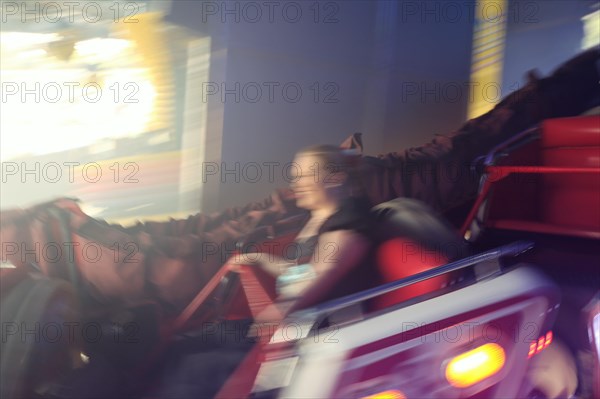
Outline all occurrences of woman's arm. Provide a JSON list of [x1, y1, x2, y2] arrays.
[[278, 229, 370, 311], [229, 252, 292, 277], [251, 230, 370, 333]]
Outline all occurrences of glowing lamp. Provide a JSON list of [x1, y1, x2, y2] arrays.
[[445, 343, 506, 388], [544, 331, 553, 348], [362, 390, 406, 399]]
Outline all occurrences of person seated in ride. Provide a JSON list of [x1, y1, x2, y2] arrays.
[[232, 144, 376, 323]]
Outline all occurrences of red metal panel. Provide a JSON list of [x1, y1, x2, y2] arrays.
[[470, 116, 600, 239], [541, 147, 600, 230], [541, 116, 600, 148]]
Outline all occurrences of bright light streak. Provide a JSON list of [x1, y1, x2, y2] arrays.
[[445, 343, 506, 388], [362, 390, 406, 399], [0, 32, 61, 50], [74, 38, 132, 60]]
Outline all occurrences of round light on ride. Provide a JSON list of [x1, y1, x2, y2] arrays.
[[362, 390, 406, 399], [445, 343, 506, 388]]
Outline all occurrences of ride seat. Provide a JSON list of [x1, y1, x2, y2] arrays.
[[482, 115, 600, 239], [370, 198, 467, 311], [540, 116, 600, 231]]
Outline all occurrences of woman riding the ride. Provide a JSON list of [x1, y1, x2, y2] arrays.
[[232, 144, 376, 322]]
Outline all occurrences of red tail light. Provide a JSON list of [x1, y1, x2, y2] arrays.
[[527, 331, 553, 358]]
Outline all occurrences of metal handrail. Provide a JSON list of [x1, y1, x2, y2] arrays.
[[483, 126, 540, 166], [291, 240, 534, 321]]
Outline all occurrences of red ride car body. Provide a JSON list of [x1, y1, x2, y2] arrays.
[[210, 115, 600, 398]]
